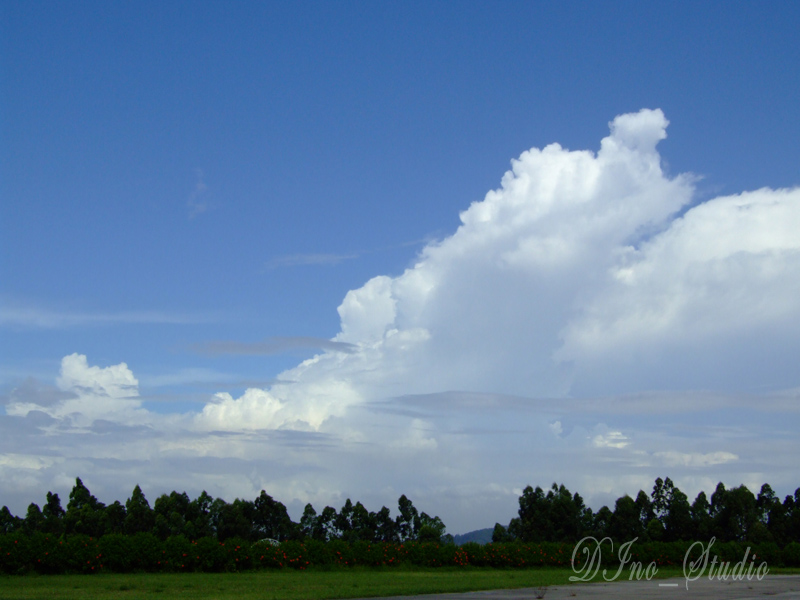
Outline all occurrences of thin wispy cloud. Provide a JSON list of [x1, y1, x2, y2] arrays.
[[264, 253, 359, 270], [263, 237, 434, 271], [189, 337, 357, 356], [138, 368, 281, 390], [0, 306, 211, 329], [187, 168, 209, 219]]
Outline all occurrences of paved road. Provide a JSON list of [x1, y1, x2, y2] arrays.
[[352, 575, 800, 600]]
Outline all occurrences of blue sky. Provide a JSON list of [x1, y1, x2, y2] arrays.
[[1, 1, 799, 534]]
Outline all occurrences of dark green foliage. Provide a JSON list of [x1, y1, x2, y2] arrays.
[[41, 492, 65, 535], [193, 536, 231, 571], [0, 506, 21, 534], [664, 487, 693, 541], [590, 506, 613, 539], [277, 539, 309, 567], [646, 517, 665, 541], [395, 495, 419, 542], [784, 541, 800, 566], [2, 474, 798, 578], [162, 535, 194, 571], [0, 532, 32, 573], [97, 533, 133, 572], [102, 501, 126, 535], [23, 503, 45, 535], [299, 503, 322, 540], [189, 491, 215, 538], [373, 506, 398, 542], [753, 540, 781, 564], [691, 491, 713, 540], [253, 490, 295, 541], [512, 483, 589, 543], [341, 500, 372, 542], [124, 485, 154, 535], [456, 541, 572, 568], [491, 523, 512, 543], [317, 506, 338, 541], [711, 483, 758, 542], [32, 532, 68, 573], [609, 495, 641, 541], [763, 492, 788, 545], [64, 478, 106, 537], [334, 499, 356, 541], [404, 541, 449, 566], [757, 483, 777, 524], [417, 512, 447, 543], [215, 499, 254, 542], [61, 534, 103, 573], [651, 477, 672, 521], [648, 477, 693, 541], [2, 533, 800, 573], [301, 538, 339, 566], [634, 490, 655, 530], [0, 484, 446, 547], [514, 485, 548, 542], [784, 490, 800, 544], [495, 477, 799, 548], [127, 532, 162, 571], [153, 491, 192, 540]]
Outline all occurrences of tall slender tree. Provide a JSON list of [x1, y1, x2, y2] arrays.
[[253, 490, 294, 541], [610, 495, 641, 541], [23, 503, 44, 534], [396, 495, 420, 542], [42, 492, 65, 535], [0, 506, 21, 533], [690, 491, 713, 541], [124, 485, 154, 535], [64, 477, 105, 537]]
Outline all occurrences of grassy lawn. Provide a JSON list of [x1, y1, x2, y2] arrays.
[[1, 566, 796, 600], [0, 567, 634, 600]]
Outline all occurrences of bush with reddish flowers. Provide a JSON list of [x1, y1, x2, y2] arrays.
[[2, 534, 800, 574]]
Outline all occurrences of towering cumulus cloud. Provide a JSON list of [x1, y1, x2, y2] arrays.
[[197, 108, 800, 431]]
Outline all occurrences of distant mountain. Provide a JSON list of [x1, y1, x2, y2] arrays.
[[453, 527, 494, 545]]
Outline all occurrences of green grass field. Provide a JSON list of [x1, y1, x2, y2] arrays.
[[0, 566, 682, 600], [2, 567, 796, 600]]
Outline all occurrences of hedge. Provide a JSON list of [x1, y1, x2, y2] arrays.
[[1, 534, 797, 575]]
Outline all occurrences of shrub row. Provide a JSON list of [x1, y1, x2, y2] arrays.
[[2, 534, 799, 574]]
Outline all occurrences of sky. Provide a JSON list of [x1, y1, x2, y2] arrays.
[[1, 1, 799, 535]]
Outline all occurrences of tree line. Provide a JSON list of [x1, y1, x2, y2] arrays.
[[493, 478, 800, 546], [0, 478, 448, 544], [3, 477, 799, 548]]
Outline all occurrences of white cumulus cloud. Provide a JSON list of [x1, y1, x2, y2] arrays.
[[6, 354, 148, 428], [206, 108, 800, 429]]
